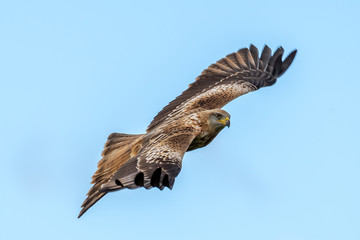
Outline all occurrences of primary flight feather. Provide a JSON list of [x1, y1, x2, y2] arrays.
[[78, 44, 297, 218]]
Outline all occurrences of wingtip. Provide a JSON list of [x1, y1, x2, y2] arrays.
[[278, 46, 285, 55], [277, 48, 297, 77], [249, 44, 257, 50], [286, 48, 297, 61], [262, 44, 271, 53]]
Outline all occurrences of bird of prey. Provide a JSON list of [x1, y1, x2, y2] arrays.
[[78, 44, 297, 218]]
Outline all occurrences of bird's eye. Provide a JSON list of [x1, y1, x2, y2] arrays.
[[215, 113, 222, 119]]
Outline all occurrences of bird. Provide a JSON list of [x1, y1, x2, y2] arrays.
[[78, 44, 297, 218]]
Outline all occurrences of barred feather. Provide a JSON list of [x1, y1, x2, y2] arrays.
[[147, 45, 297, 131]]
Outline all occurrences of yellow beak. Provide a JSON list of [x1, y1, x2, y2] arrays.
[[218, 117, 230, 127]]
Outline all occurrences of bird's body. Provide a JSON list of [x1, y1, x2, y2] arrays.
[[78, 45, 297, 218]]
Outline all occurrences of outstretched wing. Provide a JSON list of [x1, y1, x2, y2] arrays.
[[147, 45, 297, 131], [79, 128, 198, 218], [100, 126, 200, 192]]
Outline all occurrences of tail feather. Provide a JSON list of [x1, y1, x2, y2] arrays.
[[101, 133, 143, 156], [78, 133, 144, 218], [78, 183, 106, 218]]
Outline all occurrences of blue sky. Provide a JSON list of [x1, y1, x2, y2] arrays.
[[1, 1, 359, 239]]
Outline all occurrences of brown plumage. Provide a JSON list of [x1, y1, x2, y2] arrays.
[[78, 45, 297, 218]]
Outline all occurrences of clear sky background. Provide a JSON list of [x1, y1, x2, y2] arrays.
[[1, 1, 359, 240]]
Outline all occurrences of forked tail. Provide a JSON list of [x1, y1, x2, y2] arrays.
[[78, 133, 143, 218]]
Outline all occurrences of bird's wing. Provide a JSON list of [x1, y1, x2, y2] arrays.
[[100, 126, 200, 192], [79, 127, 198, 218], [147, 45, 297, 131]]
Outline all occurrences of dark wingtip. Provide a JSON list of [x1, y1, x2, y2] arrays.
[[134, 172, 144, 186], [267, 46, 297, 78], [249, 44, 258, 55], [249, 44, 259, 68], [260, 45, 272, 70], [150, 168, 162, 188], [162, 174, 170, 188], [115, 179, 124, 187], [277, 49, 297, 77]]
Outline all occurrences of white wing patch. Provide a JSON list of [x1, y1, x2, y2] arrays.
[[184, 114, 202, 126], [186, 81, 257, 107], [145, 145, 184, 166], [164, 81, 257, 122]]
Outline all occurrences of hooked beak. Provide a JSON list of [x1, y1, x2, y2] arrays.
[[219, 117, 230, 128], [225, 118, 230, 128]]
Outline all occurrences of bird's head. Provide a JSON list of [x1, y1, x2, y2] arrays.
[[208, 109, 231, 131]]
